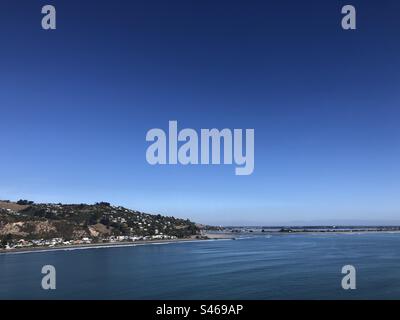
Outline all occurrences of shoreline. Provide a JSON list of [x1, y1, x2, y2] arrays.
[[0, 234, 235, 255], [2, 230, 399, 255]]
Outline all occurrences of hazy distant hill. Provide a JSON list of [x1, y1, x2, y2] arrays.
[[0, 200, 199, 244]]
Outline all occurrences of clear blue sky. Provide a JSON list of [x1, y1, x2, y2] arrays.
[[1, 0, 400, 225]]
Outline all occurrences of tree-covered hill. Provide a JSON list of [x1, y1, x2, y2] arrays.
[[0, 200, 200, 245]]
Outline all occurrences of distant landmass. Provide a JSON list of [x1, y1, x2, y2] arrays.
[[0, 200, 204, 249]]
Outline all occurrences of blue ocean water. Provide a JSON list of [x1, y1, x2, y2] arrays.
[[1, 233, 400, 299]]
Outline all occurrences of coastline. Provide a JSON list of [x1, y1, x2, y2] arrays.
[[0, 234, 235, 255], [2, 230, 399, 255]]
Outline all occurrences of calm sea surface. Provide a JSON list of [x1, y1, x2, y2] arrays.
[[1, 233, 400, 299]]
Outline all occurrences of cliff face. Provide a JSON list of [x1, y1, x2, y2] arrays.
[[0, 200, 199, 243]]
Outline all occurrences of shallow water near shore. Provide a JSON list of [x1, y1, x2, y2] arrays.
[[1, 232, 400, 299]]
